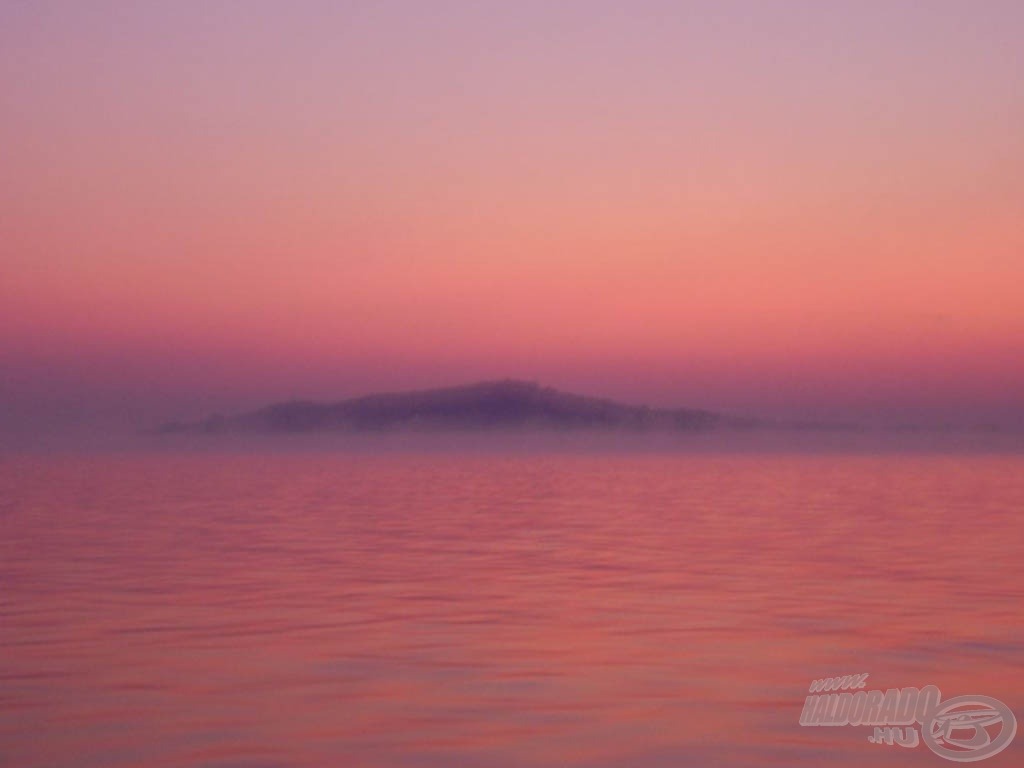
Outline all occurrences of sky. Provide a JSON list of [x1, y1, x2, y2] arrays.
[[2, 0, 1023, 434]]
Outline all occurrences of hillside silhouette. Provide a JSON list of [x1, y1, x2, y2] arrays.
[[159, 380, 727, 434]]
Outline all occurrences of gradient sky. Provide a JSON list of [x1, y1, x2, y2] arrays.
[[2, 1, 1023, 432]]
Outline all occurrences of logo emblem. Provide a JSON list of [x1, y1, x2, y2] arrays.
[[923, 695, 1017, 763]]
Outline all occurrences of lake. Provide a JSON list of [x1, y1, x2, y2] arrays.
[[2, 448, 1022, 766]]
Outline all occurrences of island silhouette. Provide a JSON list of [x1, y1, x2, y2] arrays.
[[158, 379, 742, 434]]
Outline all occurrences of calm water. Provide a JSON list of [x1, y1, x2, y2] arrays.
[[2, 451, 1023, 767]]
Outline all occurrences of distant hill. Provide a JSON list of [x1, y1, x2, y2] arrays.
[[158, 379, 732, 434]]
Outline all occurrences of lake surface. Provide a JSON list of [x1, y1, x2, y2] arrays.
[[2, 450, 1023, 767]]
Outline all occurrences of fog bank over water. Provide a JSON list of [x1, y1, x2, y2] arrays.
[[3, 378, 1023, 454], [5, 427, 1024, 457]]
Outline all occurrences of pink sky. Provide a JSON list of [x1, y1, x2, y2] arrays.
[[2, 1, 1023, 430]]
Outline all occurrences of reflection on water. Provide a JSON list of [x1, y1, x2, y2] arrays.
[[2, 452, 1022, 767]]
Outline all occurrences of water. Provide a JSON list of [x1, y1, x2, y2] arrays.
[[2, 450, 1023, 767]]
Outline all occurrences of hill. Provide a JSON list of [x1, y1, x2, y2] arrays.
[[158, 380, 726, 434]]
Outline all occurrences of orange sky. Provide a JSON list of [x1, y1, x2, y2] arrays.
[[2, 1, 1022, 430]]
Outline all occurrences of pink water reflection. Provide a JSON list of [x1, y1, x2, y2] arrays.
[[2, 452, 1022, 766]]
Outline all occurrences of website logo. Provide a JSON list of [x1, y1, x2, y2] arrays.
[[799, 674, 1016, 762]]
